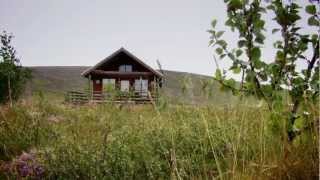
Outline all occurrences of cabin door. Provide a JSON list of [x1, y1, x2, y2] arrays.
[[93, 79, 102, 92]]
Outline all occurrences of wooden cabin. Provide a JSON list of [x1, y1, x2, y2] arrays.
[[77, 47, 163, 103]]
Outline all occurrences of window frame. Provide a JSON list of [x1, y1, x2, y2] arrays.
[[119, 65, 133, 72]]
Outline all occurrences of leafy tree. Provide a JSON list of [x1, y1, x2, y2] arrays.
[[0, 31, 31, 105], [208, 0, 319, 141]]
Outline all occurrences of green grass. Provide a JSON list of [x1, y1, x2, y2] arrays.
[[0, 95, 318, 179]]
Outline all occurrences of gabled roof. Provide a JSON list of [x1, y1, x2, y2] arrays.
[[81, 47, 163, 77]]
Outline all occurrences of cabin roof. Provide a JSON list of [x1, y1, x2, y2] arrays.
[[81, 47, 163, 77]]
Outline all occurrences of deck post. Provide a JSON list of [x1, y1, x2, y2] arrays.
[[156, 77, 160, 101], [88, 74, 92, 101], [140, 76, 142, 96], [153, 76, 157, 99]]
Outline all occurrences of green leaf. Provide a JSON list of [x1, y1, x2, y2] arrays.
[[215, 47, 223, 55], [291, 3, 300, 10], [270, 63, 280, 75], [273, 41, 283, 49], [215, 69, 222, 80], [245, 70, 256, 82], [238, 40, 246, 48], [276, 51, 285, 62], [225, 78, 236, 88], [227, 0, 242, 11], [288, 13, 301, 23], [290, 27, 301, 33], [311, 34, 318, 41], [272, 29, 280, 34], [254, 59, 264, 70], [220, 54, 226, 59], [207, 30, 215, 35], [254, 20, 265, 30], [231, 66, 241, 74], [255, 33, 265, 44], [216, 40, 227, 48], [308, 16, 320, 26], [311, 34, 319, 45], [208, 39, 214, 46], [236, 49, 243, 57], [251, 47, 261, 62], [258, 72, 268, 81], [225, 19, 233, 27], [306, 5, 316, 15], [216, 31, 225, 38], [227, 53, 235, 61], [211, 19, 217, 28]]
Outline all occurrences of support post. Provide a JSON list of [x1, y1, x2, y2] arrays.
[[88, 74, 92, 101]]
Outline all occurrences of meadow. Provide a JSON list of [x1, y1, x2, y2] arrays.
[[0, 93, 318, 179]]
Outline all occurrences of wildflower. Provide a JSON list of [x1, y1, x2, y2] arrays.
[[34, 165, 45, 177], [19, 152, 34, 161], [16, 161, 30, 177], [303, 111, 310, 116]]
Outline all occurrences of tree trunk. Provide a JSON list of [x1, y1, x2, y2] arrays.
[[287, 42, 319, 142], [7, 75, 12, 107]]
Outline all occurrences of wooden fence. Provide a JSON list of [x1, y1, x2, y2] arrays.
[[65, 90, 158, 104]]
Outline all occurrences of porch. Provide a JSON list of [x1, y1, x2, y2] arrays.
[[65, 90, 158, 104]]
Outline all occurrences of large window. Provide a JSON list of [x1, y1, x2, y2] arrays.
[[135, 79, 148, 96], [120, 80, 130, 92], [119, 65, 132, 72], [103, 78, 115, 91]]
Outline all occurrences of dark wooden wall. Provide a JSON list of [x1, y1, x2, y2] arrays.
[[97, 52, 152, 72]]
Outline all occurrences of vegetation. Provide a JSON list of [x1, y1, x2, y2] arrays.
[[208, 0, 319, 141], [0, 96, 318, 179], [0, 31, 31, 105], [0, 1, 318, 179]]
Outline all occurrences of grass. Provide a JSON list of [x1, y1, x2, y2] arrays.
[[0, 94, 318, 179]]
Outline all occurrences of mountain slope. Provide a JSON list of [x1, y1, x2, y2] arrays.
[[27, 66, 235, 105]]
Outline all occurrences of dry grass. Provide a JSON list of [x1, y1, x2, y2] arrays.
[[0, 95, 318, 179]]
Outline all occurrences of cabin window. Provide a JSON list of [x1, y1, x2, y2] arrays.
[[119, 65, 132, 72], [95, 80, 101, 84], [103, 79, 115, 91], [135, 79, 148, 96], [120, 80, 130, 92]]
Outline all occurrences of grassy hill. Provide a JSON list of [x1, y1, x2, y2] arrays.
[[27, 66, 235, 105]]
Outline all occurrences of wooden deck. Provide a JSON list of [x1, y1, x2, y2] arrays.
[[65, 91, 158, 104]]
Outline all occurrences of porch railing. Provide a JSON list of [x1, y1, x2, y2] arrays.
[[65, 90, 158, 104]]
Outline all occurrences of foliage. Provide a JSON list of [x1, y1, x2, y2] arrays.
[[208, 0, 319, 141], [0, 97, 318, 179], [0, 31, 31, 104]]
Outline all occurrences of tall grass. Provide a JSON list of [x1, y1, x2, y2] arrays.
[[0, 95, 318, 179]]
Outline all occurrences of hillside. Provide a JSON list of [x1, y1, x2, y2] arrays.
[[27, 66, 235, 105]]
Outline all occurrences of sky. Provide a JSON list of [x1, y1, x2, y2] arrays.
[[0, 0, 316, 76]]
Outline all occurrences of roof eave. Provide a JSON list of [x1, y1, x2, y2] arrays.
[[81, 47, 164, 78]]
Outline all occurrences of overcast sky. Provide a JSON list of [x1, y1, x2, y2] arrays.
[[0, 0, 316, 76]]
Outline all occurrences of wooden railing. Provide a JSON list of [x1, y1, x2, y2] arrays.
[[65, 90, 158, 104]]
